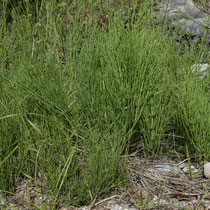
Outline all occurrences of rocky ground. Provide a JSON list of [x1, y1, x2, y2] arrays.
[[154, 0, 210, 45], [1, 153, 210, 210]]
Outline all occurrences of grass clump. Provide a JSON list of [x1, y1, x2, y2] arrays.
[[0, 0, 209, 208]]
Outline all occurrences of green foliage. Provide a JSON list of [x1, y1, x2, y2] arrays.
[[0, 0, 209, 208]]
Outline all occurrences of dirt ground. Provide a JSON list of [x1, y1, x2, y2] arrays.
[[2, 152, 210, 210], [86, 155, 210, 210]]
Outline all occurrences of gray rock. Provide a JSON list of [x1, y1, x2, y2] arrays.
[[153, 164, 182, 176], [154, 164, 172, 172], [191, 63, 209, 78], [167, 0, 207, 19], [154, 0, 210, 43], [173, 18, 208, 35], [157, 0, 207, 19]]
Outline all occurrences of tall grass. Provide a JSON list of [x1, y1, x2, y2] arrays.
[[0, 0, 209, 208]]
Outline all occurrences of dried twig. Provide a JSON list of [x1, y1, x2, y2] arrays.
[[94, 195, 120, 207]]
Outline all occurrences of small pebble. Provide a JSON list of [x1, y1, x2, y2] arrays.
[[112, 204, 121, 210]]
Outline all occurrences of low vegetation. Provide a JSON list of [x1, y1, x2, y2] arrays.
[[0, 0, 209, 208]]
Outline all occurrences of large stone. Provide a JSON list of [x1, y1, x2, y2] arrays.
[[173, 18, 209, 36], [162, 0, 207, 19], [154, 0, 210, 43]]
